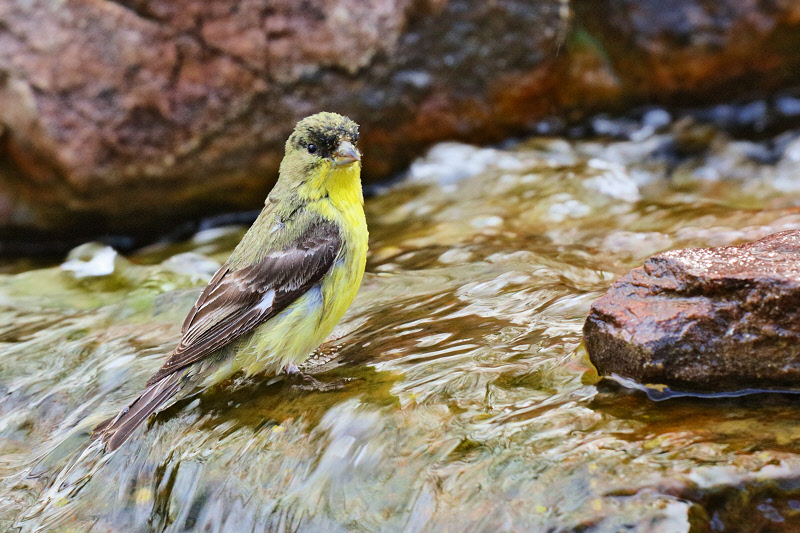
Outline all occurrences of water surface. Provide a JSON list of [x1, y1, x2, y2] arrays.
[[5, 122, 800, 531]]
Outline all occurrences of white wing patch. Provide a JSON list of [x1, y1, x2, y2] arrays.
[[255, 289, 276, 312], [148, 217, 343, 385]]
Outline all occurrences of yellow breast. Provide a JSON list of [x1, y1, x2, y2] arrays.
[[314, 161, 369, 346], [212, 162, 368, 380]]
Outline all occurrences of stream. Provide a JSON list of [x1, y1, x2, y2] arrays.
[[5, 115, 800, 531]]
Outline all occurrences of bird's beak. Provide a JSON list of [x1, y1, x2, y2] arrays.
[[332, 141, 361, 167]]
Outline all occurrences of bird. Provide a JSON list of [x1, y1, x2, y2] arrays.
[[94, 112, 368, 451]]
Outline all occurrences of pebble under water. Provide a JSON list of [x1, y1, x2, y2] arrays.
[[6, 119, 800, 531]]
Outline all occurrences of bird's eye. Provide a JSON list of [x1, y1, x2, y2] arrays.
[[307, 144, 317, 154]]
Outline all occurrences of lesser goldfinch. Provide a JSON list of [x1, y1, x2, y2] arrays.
[[95, 112, 367, 451]]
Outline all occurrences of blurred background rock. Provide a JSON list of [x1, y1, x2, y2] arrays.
[[3, 0, 800, 249]]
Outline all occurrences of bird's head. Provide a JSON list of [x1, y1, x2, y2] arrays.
[[280, 112, 361, 183]]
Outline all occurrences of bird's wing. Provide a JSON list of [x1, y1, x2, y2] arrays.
[[146, 218, 342, 385]]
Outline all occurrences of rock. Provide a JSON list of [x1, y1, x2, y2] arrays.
[[61, 243, 127, 280], [584, 230, 800, 393], [60, 241, 141, 290], [3, 0, 800, 238]]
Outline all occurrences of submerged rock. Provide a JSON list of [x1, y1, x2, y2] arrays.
[[584, 230, 800, 393]]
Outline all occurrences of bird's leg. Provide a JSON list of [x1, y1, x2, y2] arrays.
[[283, 362, 321, 386]]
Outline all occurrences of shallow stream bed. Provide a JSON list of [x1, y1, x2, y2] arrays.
[[5, 121, 800, 531]]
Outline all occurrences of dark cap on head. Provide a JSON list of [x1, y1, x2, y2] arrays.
[[290, 112, 360, 160]]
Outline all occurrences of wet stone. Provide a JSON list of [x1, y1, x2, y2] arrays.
[[584, 230, 800, 393]]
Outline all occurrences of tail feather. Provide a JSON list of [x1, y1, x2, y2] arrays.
[[93, 372, 184, 451]]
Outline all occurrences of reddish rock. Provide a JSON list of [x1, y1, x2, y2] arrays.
[[584, 230, 800, 393], [3, 0, 800, 238]]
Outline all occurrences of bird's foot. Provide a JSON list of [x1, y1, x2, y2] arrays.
[[286, 372, 355, 392], [283, 363, 301, 375], [283, 362, 354, 391]]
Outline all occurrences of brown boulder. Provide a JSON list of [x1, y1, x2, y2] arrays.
[[3, 0, 800, 237], [584, 230, 800, 393]]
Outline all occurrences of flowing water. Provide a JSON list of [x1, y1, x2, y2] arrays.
[[5, 118, 800, 531]]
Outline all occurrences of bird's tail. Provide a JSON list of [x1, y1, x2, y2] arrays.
[[93, 371, 184, 451]]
